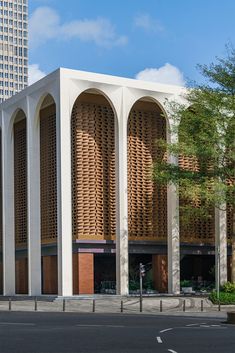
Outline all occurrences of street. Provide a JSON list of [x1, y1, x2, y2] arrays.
[[0, 312, 234, 353]]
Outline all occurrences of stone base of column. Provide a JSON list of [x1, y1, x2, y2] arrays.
[[73, 253, 94, 295], [16, 258, 28, 294], [42, 256, 58, 294], [152, 254, 168, 293]]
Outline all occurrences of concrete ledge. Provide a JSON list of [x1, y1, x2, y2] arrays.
[[227, 312, 235, 324]]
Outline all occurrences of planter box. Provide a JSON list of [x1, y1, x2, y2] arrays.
[[182, 287, 194, 294]]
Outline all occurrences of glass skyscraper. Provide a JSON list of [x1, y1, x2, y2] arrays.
[[0, 0, 28, 102]]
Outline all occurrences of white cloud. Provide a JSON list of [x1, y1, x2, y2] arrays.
[[29, 7, 128, 49], [134, 14, 164, 32], [135, 63, 185, 86], [28, 64, 46, 85]]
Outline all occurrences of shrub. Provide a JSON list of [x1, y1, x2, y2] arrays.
[[222, 282, 235, 294], [209, 290, 235, 305]]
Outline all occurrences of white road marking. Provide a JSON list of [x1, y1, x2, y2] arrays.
[[0, 322, 35, 326], [160, 328, 173, 333], [168, 350, 177, 353], [200, 325, 210, 328], [156, 336, 162, 343], [186, 323, 198, 327]]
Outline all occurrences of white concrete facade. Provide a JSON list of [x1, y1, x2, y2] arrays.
[[0, 68, 227, 296]]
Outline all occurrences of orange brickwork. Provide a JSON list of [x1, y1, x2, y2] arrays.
[[42, 256, 58, 294], [178, 154, 215, 244], [71, 93, 116, 241], [73, 253, 94, 294], [227, 204, 233, 244], [15, 258, 28, 294], [0, 132, 2, 250], [127, 101, 167, 241], [40, 105, 57, 244], [152, 254, 168, 292], [14, 118, 27, 248]]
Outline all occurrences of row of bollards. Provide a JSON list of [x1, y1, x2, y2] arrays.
[[5, 298, 221, 313]]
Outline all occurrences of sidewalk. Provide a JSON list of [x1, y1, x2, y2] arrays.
[[0, 296, 234, 317]]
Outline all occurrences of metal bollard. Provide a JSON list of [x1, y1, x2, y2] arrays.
[[92, 299, 95, 313], [218, 301, 221, 312], [183, 300, 186, 312], [34, 297, 37, 311], [160, 300, 163, 312], [140, 298, 143, 312], [9, 298, 11, 311], [121, 300, 123, 313], [201, 300, 203, 312], [63, 299, 66, 312]]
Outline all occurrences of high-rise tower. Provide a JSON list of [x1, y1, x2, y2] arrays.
[[0, 0, 28, 102]]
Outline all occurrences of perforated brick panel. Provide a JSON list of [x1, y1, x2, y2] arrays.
[[14, 118, 27, 247], [0, 132, 2, 249], [128, 101, 167, 241], [72, 93, 116, 241], [178, 155, 215, 244], [40, 105, 57, 244], [227, 203, 233, 243]]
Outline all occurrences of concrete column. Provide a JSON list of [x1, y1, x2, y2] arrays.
[[215, 206, 227, 287], [115, 90, 129, 296], [26, 96, 41, 295], [56, 91, 73, 297], [167, 180, 180, 294], [2, 111, 15, 295]]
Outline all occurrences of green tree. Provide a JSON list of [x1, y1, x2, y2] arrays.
[[154, 46, 235, 281]]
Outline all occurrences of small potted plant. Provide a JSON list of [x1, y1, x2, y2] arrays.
[[181, 280, 193, 294]]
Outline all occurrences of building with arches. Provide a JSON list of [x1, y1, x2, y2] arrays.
[[0, 68, 231, 296]]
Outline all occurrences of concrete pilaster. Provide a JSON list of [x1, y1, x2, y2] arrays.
[[2, 111, 15, 295], [215, 206, 227, 288], [56, 89, 73, 296], [167, 181, 180, 294], [115, 90, 129, 296], [26, 96, 41, 295]]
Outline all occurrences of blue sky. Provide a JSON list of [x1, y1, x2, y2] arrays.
[[29, 0, 235, 86]]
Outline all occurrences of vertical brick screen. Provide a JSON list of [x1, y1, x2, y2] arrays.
[[73, 253, 94, 294], [14, 118, 27, 247], [40, 104, 57, 244], [0, 131, 2, 294], [128, 101, 167, 241], [178, 155, 215, 244], [71, 93, 116, 241], [42, 256, 58, 294], [227, 204, 233, 244], [152, 254, 168, 292], [15, 258, 28, 294]]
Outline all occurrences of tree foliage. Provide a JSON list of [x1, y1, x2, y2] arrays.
[[154, 45, 235, 277]]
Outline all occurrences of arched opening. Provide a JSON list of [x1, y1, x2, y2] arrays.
[[178, 113, 215, 289], [39, 94, 58, 294], [14, 109, 28, 294], [0, 128, 2, 294], [71, 90, 116, 294], [127, 98, 168, 293]]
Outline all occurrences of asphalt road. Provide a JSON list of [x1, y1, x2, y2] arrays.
[[0, 312, 234, 353]]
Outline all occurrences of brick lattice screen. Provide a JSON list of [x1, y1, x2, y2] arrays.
[[14, 118, 27, 247], [40, 105, 57, 244], [0, 131, 2, 249], [71, 93, 116, 241], [128, 101, 167, 241], [178, 155, 215, 244], [227, 204, 233, 244]]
